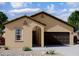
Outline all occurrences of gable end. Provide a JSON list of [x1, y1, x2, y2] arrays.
[[31, 11, 75, 29], [4, 15, 46, 26]]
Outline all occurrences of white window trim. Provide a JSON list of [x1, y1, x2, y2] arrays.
[[15, 27, 23, 42]]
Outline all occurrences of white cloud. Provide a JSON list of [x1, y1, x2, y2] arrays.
[[10, 2, 33, 8], [0, 10, 4, 12], [59, 8, 79, 21], [55, 8, 70, 21], [69, 8, 79, 12], [10, 2, 24, 8], [10, 13, 15, 16], [66, 2, 79, 16], [63, 2, 79, 21], [46, 4, 69, 21], [0, 2, 6, 4], [47, 4, 55, 13], [66, 2, 79, 7], [62, 9, 67, 12], [9, 8, 40, 13], [67, 2, 76, 5], [55, 3, 79, 21], [69, 9, 76, 12], [46, 3, 79, 21], [57, 12, 71, 21], [60, 9, 68, 13]]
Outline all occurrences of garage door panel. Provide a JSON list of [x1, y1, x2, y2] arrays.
[[44, 32, 69, 46]]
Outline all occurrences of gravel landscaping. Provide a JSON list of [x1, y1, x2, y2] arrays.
[[0, 45, 79, 56], [0, 47, 62, 56]]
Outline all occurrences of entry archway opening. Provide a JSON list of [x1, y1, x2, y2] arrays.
[[32, 26, 41, 47]]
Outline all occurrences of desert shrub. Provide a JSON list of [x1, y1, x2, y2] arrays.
[[4, 46, 9, 50], [23, 47, 32, 51], [46, 50, 55, 54]]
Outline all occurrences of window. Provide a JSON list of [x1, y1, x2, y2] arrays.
[[15, 28, 22, 40]]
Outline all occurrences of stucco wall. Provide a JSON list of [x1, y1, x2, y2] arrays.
[[32, 13, 74, 45], [32, 13, 74, 32], [47, 25, 71, 32], [3, 17, 44, 49]]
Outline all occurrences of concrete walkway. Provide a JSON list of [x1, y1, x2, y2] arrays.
[[32, 45, 79, 56]]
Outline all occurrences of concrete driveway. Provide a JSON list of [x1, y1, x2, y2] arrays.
[[0, 45, 79, 56], [32, 45, 79, 56]]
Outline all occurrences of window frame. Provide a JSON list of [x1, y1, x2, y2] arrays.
[[15, 28, 23, 41]]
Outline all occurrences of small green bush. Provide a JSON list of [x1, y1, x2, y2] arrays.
[[4, 46, 9, 50], [23, 47, 32, 51], [46, 50, 55, 54]]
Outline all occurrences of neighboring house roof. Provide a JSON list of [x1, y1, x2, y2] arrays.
[[31, 11, 75, 29], [4, 15, 46, 26]]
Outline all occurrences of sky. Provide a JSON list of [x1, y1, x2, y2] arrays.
[[0, 2, 79, 21]]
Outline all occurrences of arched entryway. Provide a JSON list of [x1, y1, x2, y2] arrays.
[[32, 26, 41, 47]]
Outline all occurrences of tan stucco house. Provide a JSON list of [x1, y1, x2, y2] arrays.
[[3, 11, 75, 48]]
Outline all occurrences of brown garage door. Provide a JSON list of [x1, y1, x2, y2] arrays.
[[44, 32, 69, 46]]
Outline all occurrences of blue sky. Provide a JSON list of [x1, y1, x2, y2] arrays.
[[0, 2, 79, 21]]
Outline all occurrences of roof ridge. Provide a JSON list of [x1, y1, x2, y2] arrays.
[[4, 15, 46, 26], [31, 11, 74, 28]]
